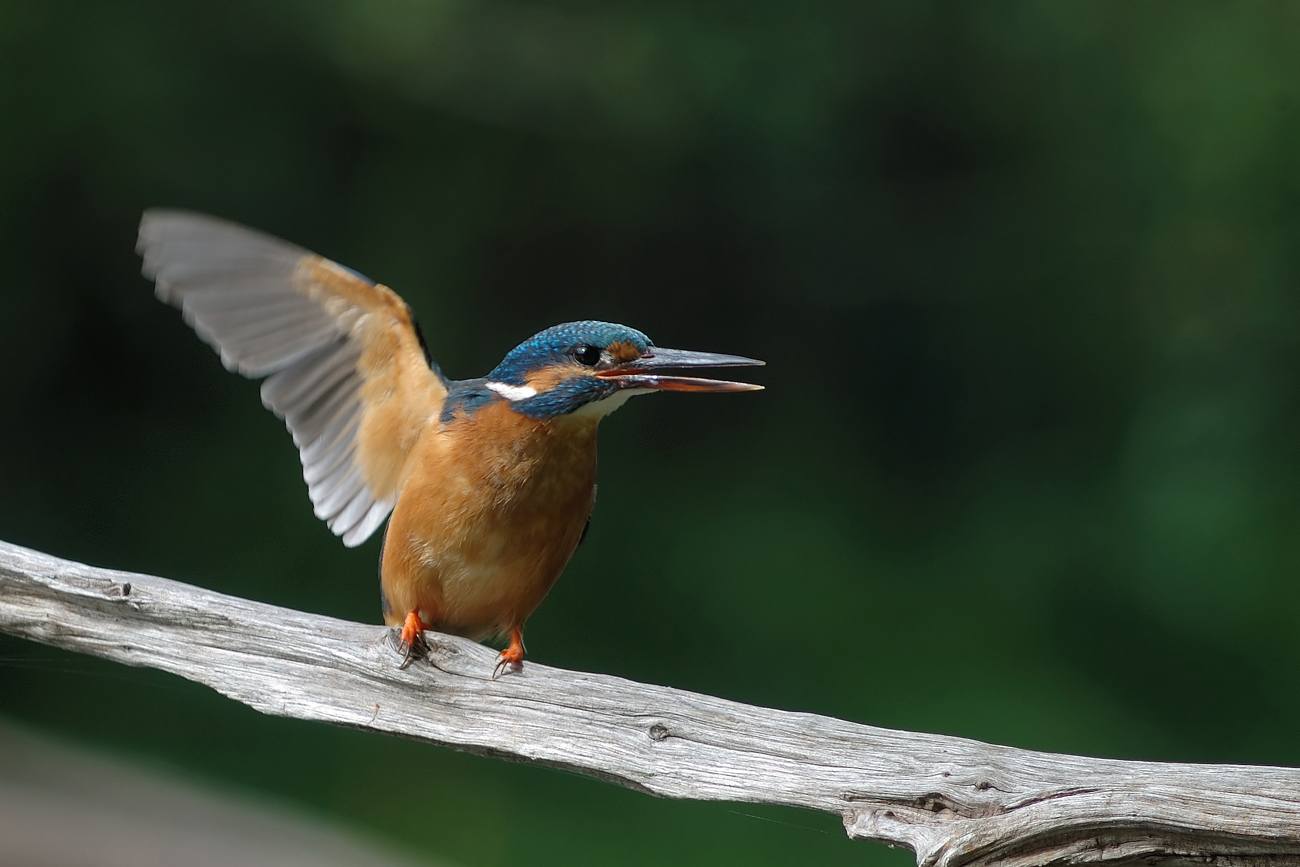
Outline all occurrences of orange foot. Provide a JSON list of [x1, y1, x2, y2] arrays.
[[492, 626, 525, 680], [397, 610, 428, 670]]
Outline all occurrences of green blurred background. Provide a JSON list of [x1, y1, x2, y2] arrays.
[[2, 1, 1299, 864]]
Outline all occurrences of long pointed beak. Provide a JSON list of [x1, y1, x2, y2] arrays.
[[594, 346, 764, 393]]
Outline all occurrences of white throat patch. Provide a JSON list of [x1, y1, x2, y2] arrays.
[[486, 381, 538, 401], [569, 388, 653, 419]]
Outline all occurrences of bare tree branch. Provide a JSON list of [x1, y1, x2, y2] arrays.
[[2, 539, 1298, 867]]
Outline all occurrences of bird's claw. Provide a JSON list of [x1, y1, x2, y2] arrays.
[[397, 611, 428, 670], [492, 644, 524, 680], [398, 634, 427, 670]]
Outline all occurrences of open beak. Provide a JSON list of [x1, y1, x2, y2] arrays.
[[594, 346, 764, 393]]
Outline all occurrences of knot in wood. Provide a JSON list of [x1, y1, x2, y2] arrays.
[[648, 723, 670, 742]]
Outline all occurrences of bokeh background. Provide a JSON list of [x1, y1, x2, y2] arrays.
[[3, 2, 1300, 865]]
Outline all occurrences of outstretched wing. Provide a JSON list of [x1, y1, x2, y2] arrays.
[[138, 210, 448, 547]]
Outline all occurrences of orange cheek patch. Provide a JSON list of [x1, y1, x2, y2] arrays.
[[608, 341, 642, 364], [526, 363, 585, 393]]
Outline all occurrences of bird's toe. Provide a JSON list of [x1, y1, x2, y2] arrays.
[[397, 610, 429, 669]]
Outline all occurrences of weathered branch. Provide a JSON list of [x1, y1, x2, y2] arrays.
[[2, 539, 1298, 867]]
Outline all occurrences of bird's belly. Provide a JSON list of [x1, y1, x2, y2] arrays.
[[413, 514, 580, 636], [379, 420, 597, 640]]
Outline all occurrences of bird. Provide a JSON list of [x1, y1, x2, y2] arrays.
[[137, 210, 763, 676]]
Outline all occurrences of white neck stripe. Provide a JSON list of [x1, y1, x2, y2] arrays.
[[486, 381, 538, 401]]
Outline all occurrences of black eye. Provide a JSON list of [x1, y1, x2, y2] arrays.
[[573, 344, 602, 367]]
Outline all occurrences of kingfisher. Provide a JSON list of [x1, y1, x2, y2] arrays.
[[137, 210, 763, 676]]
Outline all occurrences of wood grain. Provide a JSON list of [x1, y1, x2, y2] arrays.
[[2, 539, 1298, 867]]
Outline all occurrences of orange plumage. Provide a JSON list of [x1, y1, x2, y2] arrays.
[[381, 399, 598, 641], [139, 210, 762, 674]]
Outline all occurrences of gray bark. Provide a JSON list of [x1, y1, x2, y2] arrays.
[[2, 539, 1298, 867]]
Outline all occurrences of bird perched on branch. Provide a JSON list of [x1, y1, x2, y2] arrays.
[[137, 211, 763, 676]]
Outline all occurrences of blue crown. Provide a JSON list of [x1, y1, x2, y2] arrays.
[[488, 321, 650, 385]]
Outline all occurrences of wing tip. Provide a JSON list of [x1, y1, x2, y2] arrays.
[[337, 499, 394, 547]]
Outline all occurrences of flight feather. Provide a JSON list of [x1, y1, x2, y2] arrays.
[[138, 210, 447, 546]]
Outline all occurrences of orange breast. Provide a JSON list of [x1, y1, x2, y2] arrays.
[[379, 400, 599, 640]]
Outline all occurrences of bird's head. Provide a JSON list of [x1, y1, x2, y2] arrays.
[[484, 320, 763, 421]]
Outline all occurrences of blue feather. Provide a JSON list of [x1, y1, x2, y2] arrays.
[[489, 321, 649, 385]]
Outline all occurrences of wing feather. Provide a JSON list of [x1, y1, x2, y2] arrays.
[[139, 209, 448, 547], [300, 414, 360, 468], [303, 436, 356, 487]]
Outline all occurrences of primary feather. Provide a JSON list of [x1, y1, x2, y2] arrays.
[[139, 210, 448, 547]]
